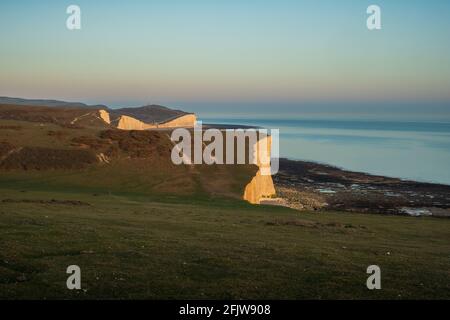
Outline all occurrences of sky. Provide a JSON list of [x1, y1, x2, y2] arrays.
[[1, 0, 450, 118]]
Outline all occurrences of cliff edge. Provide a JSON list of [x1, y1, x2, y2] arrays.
[[243, 134, 276, 204]]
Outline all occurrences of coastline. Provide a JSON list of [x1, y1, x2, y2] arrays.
[[202, 121, 450, 216], [203, 117, 450, 186], [274, 158, 450, 217], [281, 156, 450, 187]]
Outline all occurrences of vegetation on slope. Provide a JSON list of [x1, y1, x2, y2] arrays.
[[0, 187, 448, 299]]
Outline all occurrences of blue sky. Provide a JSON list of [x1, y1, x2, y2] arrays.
[[1, 0, 450, 118]]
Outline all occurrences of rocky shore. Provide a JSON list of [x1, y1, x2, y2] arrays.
[[274, 158, 450, 217]]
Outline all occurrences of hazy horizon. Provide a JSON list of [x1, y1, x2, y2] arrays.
[[3, 95, 450, 122]]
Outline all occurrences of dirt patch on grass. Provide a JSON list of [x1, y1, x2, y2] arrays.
[[265, 218, 366, 230], [71, 136, 111, 150], [100, 129, 171, 158], [0, 125, 21, 130], [1, 199, 91, 206], [0, 141, 16, 159], [0, 147, 97, 170], [47, 130, 68, 140], [71, 135, 121, 159]]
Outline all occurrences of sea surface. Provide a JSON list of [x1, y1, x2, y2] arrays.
[[201, 117, 450, 185]]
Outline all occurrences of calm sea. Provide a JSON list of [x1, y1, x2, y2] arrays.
[[201, 118, 450, 185]]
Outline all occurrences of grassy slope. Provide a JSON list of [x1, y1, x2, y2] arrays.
[[0, 119, 449, 299], [0, 119, 257, 200], [0, 187, 449, 300]]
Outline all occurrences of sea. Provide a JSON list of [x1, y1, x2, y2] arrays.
[[200, 117, 450, 185]]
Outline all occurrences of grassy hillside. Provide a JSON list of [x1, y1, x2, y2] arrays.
[[0, 118, 256, 200], [0, 116, 449, 300], [0, 187, 449, 299], [0, 104, 108, 128]]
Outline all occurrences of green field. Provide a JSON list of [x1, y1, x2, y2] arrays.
[[0, 118, 449, 299], [0, 187, 449, 300]]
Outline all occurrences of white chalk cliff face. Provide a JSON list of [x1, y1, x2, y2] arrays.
[[99, 109, 197, 130], [115, 115, 156, 130], [98, 110, 110, 124], [243, 135, 276, 204], [97, 109, 275, 204], [158, 114, 197, 128]]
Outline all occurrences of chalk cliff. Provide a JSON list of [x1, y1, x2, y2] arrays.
[[243, 134, 276, 204], [100, 110, 197, 130], [115, 115, 156, 130], [98, 109, 111, 124], [96, 108, 274, 204], [157, 114, 197, 128]]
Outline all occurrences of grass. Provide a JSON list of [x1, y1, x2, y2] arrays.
[[0, 118, 258, 201], [0, 118, 449, 299], [0, 187, 449, 300]]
